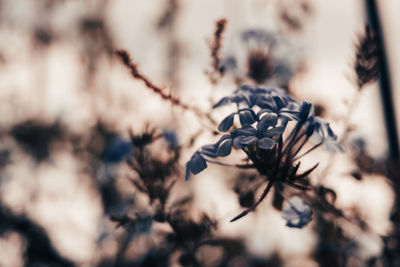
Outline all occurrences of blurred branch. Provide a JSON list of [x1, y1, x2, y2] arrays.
[[207, 18, 227, 85], [365, 0, 400, 159], [0, 205, 73, 266], [116, 50, 217, 126], [210, 19, 227, 74]]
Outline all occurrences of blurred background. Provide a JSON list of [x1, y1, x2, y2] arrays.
[[0, 0, 399, 266]]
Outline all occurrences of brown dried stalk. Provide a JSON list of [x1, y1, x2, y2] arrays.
[[116, 50, 216, 125], [354, 26, 379, 89], [210, 18, 227, 72]]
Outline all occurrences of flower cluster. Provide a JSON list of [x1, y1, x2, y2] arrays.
[[185, 85, 344, 224], [220, 29, 301, 86], [282, 196, 313, 228]]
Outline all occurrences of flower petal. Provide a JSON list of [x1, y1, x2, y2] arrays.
[[185, 162, 192, 181], [264, 126, 285, 138], [324, 140, 345, 153], [326, 123, 337, 139], [162, 129, 179, 147], [238, 109, 257, 126], [232, 137, 242, 148], [104, 138, 133, 163], [298, 101, 314, 123], [235, 136, 259, 148], [213, 97, 231, 108], [218, 113, 235, 132], [232, 125, 257, 137], [258, 137, 275, 150], [199, 145, 218, 158], [309, 119, 324, 143], [256, 96, 275, 110], [257, 113, 278, 132], [185, 152, 207, 180], [273, 96, 286, 110], [217, 139, 233, 157], [279, 109, 299, 121], [254, 87, 268, 94], [282, 197, 313, 228], [231, 95, 248, 105], [188, 152, 207, 174], [308, 119, 345, 153], [215, 134, 232, 146], [234, 84, 254, 94]]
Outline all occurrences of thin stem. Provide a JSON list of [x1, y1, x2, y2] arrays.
[[272, 137, 283, 174], [291, 135, 309, 158], [366, 0, 400, 159], [293, 142, 322, 161], [206, 159, 239, 167], [206, 159, 254, 169], [242, 147, 256, 162], [316, 93, 360, 183], [230, 181, 274, 222], [283, 123, 305, 155], [235, 164, 256, 169], [338, 90, 361, 144]]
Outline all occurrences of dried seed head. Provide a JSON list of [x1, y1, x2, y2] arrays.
[[247, 50, 274, 84], [354, 26, 379, 89]]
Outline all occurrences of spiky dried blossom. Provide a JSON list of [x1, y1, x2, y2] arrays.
[[211, 18, 227, 73], [247, 49, 275, 84], [207, 18, 227, 84], [219, 29, 300, 87], [354, 26, 379, 89]]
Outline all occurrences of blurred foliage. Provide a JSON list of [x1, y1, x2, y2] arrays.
[[0, 0, 397, 266]]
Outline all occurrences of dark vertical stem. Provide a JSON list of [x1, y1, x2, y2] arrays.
[[365, 5, 400, 264], [365, 0, 400, 159], [273, 137, 283, 173]]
